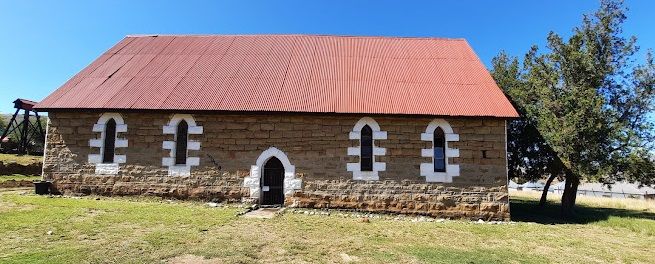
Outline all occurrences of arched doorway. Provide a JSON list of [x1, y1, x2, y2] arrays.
[[261, 157, 284, 206], [243, 147, 302, 204]]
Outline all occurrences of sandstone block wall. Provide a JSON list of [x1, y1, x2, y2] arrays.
[[43, 112, 510, 220]]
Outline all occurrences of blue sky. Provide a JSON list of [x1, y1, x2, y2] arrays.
[[0, 0, 653, 114]]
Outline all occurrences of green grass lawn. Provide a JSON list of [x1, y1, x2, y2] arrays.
[[0, 174, 41, 183], [0, 190, 653, 264], [0, 153, 42, 166]]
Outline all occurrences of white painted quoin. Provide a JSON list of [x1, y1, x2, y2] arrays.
[[162, 114, 203, 176], [244, 147, 301, 199], [420, 119, 460, 182], [346, 117, 387, 181], [88, 113, 128, 175]]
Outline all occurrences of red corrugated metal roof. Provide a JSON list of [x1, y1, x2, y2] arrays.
[[35, 34, 519, 118]]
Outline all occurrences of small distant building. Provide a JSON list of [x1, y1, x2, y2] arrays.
[[550, 181, 565, 194], [550, 181, 655, 200], [521, 181, 545, 191], [508, 180, 520, 190]]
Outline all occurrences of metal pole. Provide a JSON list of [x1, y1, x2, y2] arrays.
[[19, 109, 29, 153], [34, 112, 45, 141]]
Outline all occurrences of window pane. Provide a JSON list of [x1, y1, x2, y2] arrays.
[[434, 158, 445, 172], [361, 147, 372, 156], [102, 119, 116, 163], [434, 128, 445, 147], [361, 157, 373, 171], [175, 120, 189, 165], [433, 127, 446, 172], [360, 125, 373, 171], [434, 147, 445, 159]]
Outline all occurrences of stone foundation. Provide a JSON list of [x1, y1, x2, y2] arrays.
[[43, 112, 510, 220], [290, 180, 508, 220]]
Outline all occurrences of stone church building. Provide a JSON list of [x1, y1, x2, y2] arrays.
[[35, 34, 518, 220]]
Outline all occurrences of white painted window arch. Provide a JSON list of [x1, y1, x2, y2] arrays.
[[347, 117, 387, 181], [420, 119, 460, 182], [243, 147, 302, 199], [88, 113, 128, 175], [162, 114, 203, 176]]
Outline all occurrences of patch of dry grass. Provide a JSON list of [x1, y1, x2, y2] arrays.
[[0, 174, 41, 183], [511, 190, 655, 213], [0, 153, 42, 166], [0, 189, 653, 263]]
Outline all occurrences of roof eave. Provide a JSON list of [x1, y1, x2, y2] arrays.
[[34, 107, 519, 119]]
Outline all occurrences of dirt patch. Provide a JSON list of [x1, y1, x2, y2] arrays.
[[0, 199, 36, 213], [339, 253, 361, 263], [0, 161, 42, 175], [167, 255, 222, 264], [242, 208, 282, 219], [0, 180, 34, 188]]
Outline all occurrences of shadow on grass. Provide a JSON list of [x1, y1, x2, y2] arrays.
[[510, 196, 655, 224]]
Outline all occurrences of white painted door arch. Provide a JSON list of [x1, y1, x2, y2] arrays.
[[243, 147, 302, 201]]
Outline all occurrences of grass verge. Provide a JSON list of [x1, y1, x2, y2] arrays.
[[0, 174, 42, 183], [0, 153, 42, 165], [0, 190, 653, 263]]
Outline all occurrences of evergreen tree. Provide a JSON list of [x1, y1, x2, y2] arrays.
[[491, 53, 565, 206], [492, 0, 655, 217]]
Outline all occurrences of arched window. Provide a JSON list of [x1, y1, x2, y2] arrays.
[[347, 117, 387, 181], [433, 127, 446, 172], [360, 125, 373, 171], [102, 118, 116, 163], [175, 120, 188, 165], [89, 113, 127, 175], [421, 119, 460, 182], [162, 114, 203, 176]]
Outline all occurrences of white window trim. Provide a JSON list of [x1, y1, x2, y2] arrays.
[[347, 117, 387, 181], [420, 119, 460, 182], [88, 113, 128, 175], [243, 147, 301, 199], [162, 114, 203, 176]]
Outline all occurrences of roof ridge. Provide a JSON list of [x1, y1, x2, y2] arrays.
[[124, 34, 467, 41]]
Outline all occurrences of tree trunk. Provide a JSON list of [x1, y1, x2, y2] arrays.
[[539, 173, 557, 207], [561, 171, 580, 218]]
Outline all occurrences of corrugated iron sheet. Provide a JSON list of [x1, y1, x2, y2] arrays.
[[35, 34, 519, 118]]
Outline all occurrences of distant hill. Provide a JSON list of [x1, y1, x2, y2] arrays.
[[1, 113, 11, 123], [0, 113, 10, 132], [0, 112, 48, 134]]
